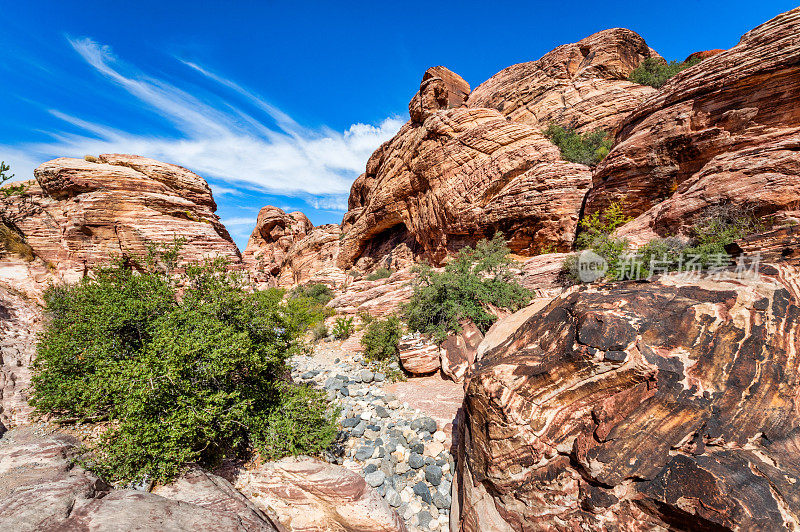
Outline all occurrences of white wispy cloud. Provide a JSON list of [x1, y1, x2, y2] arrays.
[[2, 37, 404, 208]]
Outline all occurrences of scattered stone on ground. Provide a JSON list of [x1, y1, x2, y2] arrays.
[[291, 340, 462, 531]]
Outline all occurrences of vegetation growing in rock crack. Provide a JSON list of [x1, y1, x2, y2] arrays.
[[628, 57, 701, 88], [564, 202, 764, 283], [361, 316, 401, 361], [31, 244, 339, 484], [543, 123, 613, 167], [402, 234, 532, 342], [365, 267, 393, 281]]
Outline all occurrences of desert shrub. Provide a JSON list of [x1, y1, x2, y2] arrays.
[[357, 310, 375, 328], [628, 57, 701, 88], [31, 253, 337, 484], [402, 234, 532, 342], [366, 267, 393, 281], [543, 124, 613, 167], [311, 321, 329, 341], [288, 283, 334, 306], [361, 316, 401, 361], [332, 316, 355, 339], [0, 222, 34, 260]]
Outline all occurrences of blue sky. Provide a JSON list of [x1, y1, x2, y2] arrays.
[[1, 1, 795, 249]]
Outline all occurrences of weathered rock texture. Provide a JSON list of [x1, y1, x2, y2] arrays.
[[234, 456, 406, 532], [244, 205, 345, 288], [0, 426, 279, 531], [339, 67, 592, 269], [467, 28, 658, 133], [1, 154, 240, 281], [0, 286, 39, 429], [440, 321, 483, 383], [328, 268, 415, 318], [454, 273, 800, 531], [398, 340, 441, 376], [588, 8, 800, 241]]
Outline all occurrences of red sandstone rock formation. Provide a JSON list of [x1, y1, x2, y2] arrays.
[[234, 457, 406, 532], [243, 205, 345, 288], [439, 322, 483, 383], [587, 8, 800, 242], [1, 154, 240, 283], [0, 427, 279, 531], [453, 270, 800, 530], [338, 67, 592, 270], [467, 28, 659, 133], [398, 339, 441, 376], [684, 49, 725, 63]]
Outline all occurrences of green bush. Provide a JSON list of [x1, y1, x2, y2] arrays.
[[365, 267, 393, 281], [567, 203, 762, 283], [288, 283, 334, 306], [628, 57, 701, 88], [543, 124, 613, 167], [31, 253, 338, 484], [361, 316, 401, 361], [402, 234, 532, 342], [332, 316, 355, 340]]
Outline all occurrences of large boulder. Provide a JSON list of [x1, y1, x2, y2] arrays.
[[453, 272, 800, 530], [439, 321, 483, 383], [0, 426, 279, 531], [467, 28, 658, 133], [586, 8, 800, 243], [339, 67, 592, 269], [1, 154, 241, 281], [234, 456, 406, 532]]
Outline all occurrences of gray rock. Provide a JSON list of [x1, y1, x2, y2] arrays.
[[354, 445, 375, 461], [341, 417, 360, 428], [360, 370, 374, 383], [364, 464, 378, 474], [413, 481, 433, 504], [411, 417, 437, 434], [418, 511, 433, 528], [374, 372, 386, 382], [365, 470, 386, 488], [410, 442, 424, 454], [340, 386, 350, 397], [351, 422, 366, 438], [375, 406, 390, 418], [425, 464, 443, 486], [384, 487, 402, 507], [409, 452, 425, 469]]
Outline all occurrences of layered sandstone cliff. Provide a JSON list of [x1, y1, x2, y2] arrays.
[[586, 8, 800, 243]]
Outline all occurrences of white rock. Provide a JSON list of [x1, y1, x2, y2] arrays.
[[409, 499, 423, 514], [433, 430, 447, 443]]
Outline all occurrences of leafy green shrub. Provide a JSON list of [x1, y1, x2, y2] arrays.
[[628, 57, 701, 88], [402, 234, 532, 342], [361, 316, 401, 361], [332, 316, 355, 340], [32, 253, 337, 484], [365, 267, 393, 281], [288, 283, 334, 306], [357, 310, 375, 328], [543, 124, 613, 167]]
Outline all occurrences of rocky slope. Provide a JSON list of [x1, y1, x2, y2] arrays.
[[586, 7, 800, 244]]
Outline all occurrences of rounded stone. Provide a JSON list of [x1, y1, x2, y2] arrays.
[[409, 452, 425, 469], [425, 464, 443, 486], [365, 470, 386, 488]]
